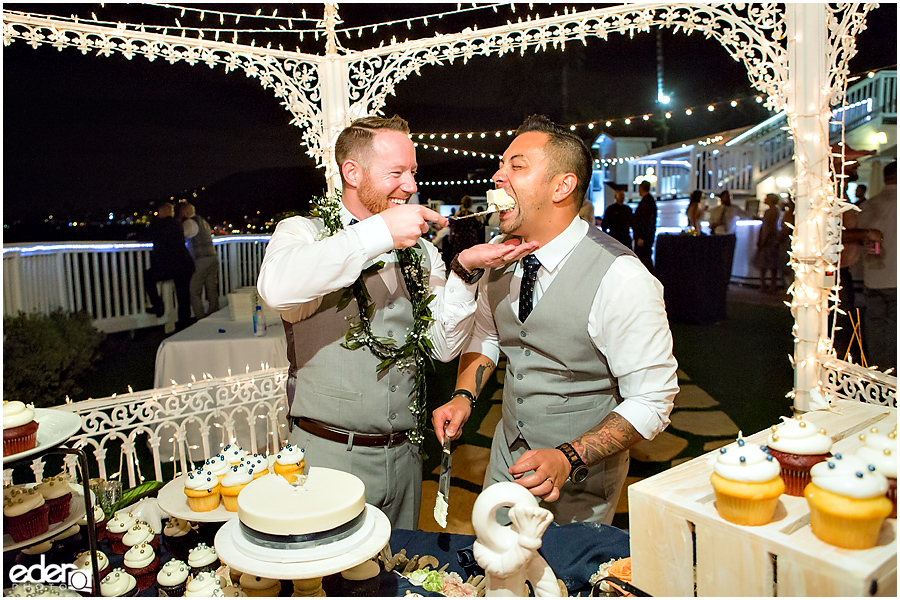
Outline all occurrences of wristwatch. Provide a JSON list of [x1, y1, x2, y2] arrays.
[[556, 442, 589, 484], [450, 254, 484, 285]]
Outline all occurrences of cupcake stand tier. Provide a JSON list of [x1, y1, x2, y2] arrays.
[[157, 475, 241, 523], [215, 504, 391, 595], [2, 485, 88, 552], [3, 416, 102, 597], [629, 400, 897, 597]]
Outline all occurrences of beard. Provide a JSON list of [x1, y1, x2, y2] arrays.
[[357, 172, 391, 215]]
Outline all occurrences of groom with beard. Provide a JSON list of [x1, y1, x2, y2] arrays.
[[258, 115, 534, 528]]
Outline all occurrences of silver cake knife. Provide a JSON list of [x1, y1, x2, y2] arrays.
[[433, 424, 452, 528], [448, 207, 497, 220]]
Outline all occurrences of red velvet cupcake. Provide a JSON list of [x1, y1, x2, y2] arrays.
[[123, 542, 159, 591], [765, 416, 833, 496], [105, 511, 137, 554], [3, 401, 39, 456], [3, 488, 50, 543], [35, 474, 73, 524]]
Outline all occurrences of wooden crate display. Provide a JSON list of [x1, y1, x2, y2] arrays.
[[629, 401, 897, 597]]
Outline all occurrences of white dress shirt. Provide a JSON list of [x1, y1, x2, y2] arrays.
[[257, 202, 478, 361], [464, 217, 679, 440]]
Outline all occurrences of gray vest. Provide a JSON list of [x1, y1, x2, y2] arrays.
[[282, 219, 429, 434], [487, 227, 633, 448], [189, 215, 217, 259]]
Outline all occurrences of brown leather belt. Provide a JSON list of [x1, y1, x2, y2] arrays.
[[292, 417, 409, 448]]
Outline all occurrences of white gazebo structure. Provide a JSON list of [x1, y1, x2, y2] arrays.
[[3, 2, 893, 412]]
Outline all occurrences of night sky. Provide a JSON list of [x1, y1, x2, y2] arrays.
[[2, 3, 897, 224]]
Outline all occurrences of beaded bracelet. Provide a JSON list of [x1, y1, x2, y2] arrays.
[[451, 389, 476, 408]]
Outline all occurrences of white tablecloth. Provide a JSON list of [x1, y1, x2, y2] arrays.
[[154, 307, 288, 388]]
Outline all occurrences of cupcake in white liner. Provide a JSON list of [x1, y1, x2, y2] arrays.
[[855, 425, 897, 518], [709, 433, 784, 525], [804, 453, 892, 549]]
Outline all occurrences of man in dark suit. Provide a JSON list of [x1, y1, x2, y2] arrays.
[[143, 202, 194, 329], [632, 180, 657, 273]]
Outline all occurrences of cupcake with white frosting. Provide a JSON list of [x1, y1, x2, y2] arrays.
[[162, 517, 199, 560], [156, 559, 190, 596], [272, 444, 306, 483], [77, 503, 108, 542], [805, 453, 891, 549], [120, 520, 158, 552], [710, 433, 784, 526], [220, 465, 253, 512], [187, 542, 220, 577], [73, 549, 112, 583], [765, 415, 833, 496], [35, 474, 73, 525], [184, 571, 223, 597], [122, 542, 159, 591], [105, 511, 137, 553], [3, 488, 50, 543], [184, 468, 221, 513], [244, 454, 269, 479], [221, 444, 248, 466], [855, 425, 897, 518], [99, 568, 138, 597], [204, 455, 231, 484], [3, 400, 39, 455]]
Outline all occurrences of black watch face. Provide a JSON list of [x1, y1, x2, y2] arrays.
[[571, 465, 589, 484]]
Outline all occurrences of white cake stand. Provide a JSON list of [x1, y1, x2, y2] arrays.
[[214, 504, 391, 596]]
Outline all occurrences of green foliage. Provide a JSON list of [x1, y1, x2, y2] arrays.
[[105, 480, 165, 519], [3, 310, 105, 407]]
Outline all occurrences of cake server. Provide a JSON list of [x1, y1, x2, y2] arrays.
[[433, 423, 452, 528]]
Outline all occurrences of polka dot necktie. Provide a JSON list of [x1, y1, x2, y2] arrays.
[[518, 254, 542, 322]]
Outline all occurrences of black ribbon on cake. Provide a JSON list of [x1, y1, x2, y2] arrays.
[[238, 506, 367, 550]]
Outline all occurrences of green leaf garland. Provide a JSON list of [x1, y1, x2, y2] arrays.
[[311, 192, 434, 445]]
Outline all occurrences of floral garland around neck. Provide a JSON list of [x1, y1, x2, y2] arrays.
[[310, 191, 435, 445]]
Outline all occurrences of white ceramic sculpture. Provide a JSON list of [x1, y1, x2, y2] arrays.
[[471, 482, 560, 597], [127, 497, 167, 533]]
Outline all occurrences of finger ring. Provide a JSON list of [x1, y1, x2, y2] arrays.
[[545, 477, 553, 486]]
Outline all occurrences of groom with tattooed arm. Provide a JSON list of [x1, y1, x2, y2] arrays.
[[432, 115, 678, 524]]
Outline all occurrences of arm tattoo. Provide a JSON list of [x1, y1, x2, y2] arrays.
[[571, 412, 643, 467], [473, 361, 494, 396]]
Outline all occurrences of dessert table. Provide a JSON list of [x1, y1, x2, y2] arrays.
[[153, 307, 288, 388], [654, 232, 736, 325]]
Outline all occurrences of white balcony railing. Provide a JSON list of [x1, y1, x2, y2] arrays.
[[3, 235, 271, 333]]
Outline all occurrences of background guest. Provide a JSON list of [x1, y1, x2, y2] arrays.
[[142, 202, 194, 330], [178, 202, 220, 320], [778, 195, 795, 289], [850, 161, 897, 371], [632, 180, 657, 272], [600, 188, 633, 248], [854, 184, 868, 205], [685, 190, 705, 233], [446, 195, 484, 268], [708, 190, 746, 235], [754, 193, 782, 294]]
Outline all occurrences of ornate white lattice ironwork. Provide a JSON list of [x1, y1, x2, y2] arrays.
[[2, 12, 326, 164], [823, 358, 897, 408], [15, 369, 291, 487]]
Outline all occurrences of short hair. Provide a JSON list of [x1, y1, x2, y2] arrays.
[[334, 115, 411, 182], [689, 190, 702, 203], [460, 195, 473, 210], [158, 202, 174, 218], [177, 202, 196, 219], [515, 115, 592, 207], [638, 180, 651, 193]]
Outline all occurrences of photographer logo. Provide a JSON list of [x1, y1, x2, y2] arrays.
[[8, 555, 92, 593]]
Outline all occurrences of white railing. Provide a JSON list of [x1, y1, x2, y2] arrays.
[[832, 70, 897, 132], [6, 369, 291, 488], [2, 235, 271, 333], [4, 362, 892, 489]]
